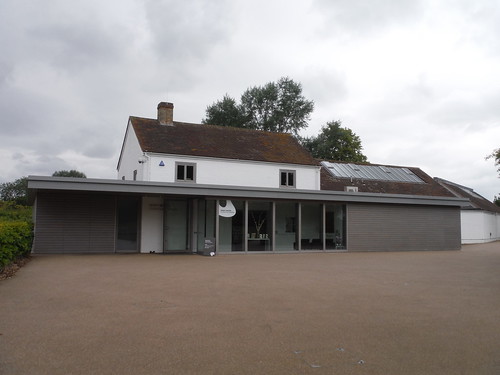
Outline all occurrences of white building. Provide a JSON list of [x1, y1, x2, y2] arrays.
[[435, 178, 500, 244], [28, 102, 467, 255]]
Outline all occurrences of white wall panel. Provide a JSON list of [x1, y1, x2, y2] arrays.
[[147, 154, 320, 190], [461, 211, 500, 244], [141, 196, 164, 253]]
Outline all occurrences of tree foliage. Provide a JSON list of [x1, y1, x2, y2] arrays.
[[486, 148, 500, 176], [52, 170, 87, 178], [1, 170, 86, 206], [202, 95, 248, 128], [0, 221, 33, 269], [0, 201, 32, 222], [486, 148, 499, 204], [0, 177, 28, 205], [203, 77, 314, 136], [301, 120, 368, 162]]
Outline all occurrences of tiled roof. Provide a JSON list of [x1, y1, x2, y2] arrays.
[[129, 117, 318, 166], [435, 178, 500, 213], [320, 161, 455, 197]]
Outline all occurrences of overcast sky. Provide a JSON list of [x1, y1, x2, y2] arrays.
[[1, 0, 499, 200]]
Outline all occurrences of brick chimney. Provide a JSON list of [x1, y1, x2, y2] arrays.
[[157, 102, 174, 125]]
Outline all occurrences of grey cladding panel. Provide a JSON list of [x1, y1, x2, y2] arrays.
[[347, 203, 461, 251], [33, 192, 116, 254]]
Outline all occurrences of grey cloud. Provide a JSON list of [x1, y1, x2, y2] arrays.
[[452, 1, 500, 55], [144, 0, 233, 62], [9, 153, 71, 178], [313, 0, 424, 36], [302, 70, 348, 107], [66, 128, 118, 159], [0, 0, 135, 74], [28, 24, 128, 72], [364, 76, 435, 124], [0, 88, 60, 138], [0, 61, 13, 87], [427, 90, 500, 130]]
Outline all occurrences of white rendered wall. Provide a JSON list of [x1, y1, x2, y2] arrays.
[[461, 210, 500, 244], [145, 154, 320, 190], [140, 196, 164, 253], [117, 121, 145, 181]]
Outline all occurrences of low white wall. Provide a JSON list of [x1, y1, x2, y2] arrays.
[[140, 196, 164, 253], [461, 210, 500, 244]]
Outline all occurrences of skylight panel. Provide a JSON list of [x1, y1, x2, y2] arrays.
[[321, 161, 424, 183]]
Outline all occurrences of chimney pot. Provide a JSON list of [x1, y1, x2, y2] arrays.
[[157, 102, 174, 125]]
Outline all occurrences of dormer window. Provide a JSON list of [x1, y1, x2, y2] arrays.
[[176, 162, 196, 182], [280, 170, 295, 188]]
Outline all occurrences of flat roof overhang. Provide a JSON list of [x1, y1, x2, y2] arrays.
[[27, 176, 469, 207]]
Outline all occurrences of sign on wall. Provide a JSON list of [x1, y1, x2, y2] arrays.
[[218, 200, 236, 217]]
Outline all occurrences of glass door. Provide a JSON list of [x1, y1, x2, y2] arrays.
[[116, 197, 140, 253], [164, 199, 189, 252]]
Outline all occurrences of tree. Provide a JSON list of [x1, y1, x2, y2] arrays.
[[52, 170, 87, 178], [203, 77, 314, 136], [202, 94, 248, 128], [0, 177, 29, 205], [486, 148, 500, 176], [301, 120, 368, 162], [486, 148, 500, 205]]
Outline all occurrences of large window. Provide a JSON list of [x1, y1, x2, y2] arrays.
[[325, 204, 346, 249], [280, 170, 295, 188], [176, 162, 196, 182], [215, 200, 347, 252], [300, 203, 323, 250], [218, 200, 245, 252], [116, 197, 139, 252], [275, 202, 298, 251], [247, 201, 273, 251]]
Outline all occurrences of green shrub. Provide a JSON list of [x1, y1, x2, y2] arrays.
[[0, 221, 33, 269], [0, 201, 32, 222]]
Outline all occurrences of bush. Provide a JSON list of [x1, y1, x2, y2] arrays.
[[0, 201, 32, 222], [0, 221, 33, 270]]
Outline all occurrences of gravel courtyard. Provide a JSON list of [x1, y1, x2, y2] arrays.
[[1, 242, 500, 374]]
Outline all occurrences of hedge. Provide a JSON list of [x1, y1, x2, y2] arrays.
[[0, 221, 33, 269]]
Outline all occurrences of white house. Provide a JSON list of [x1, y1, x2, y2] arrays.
[[435, 178, 500, 244], [117, 102, 320, 190]]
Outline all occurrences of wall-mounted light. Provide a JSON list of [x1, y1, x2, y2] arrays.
[[159, 161, 165, 166], [138, 157, 147, 164]]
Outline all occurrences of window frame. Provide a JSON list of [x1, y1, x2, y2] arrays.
[[279, 169, 296, 188], [175, 162, 197, 183]]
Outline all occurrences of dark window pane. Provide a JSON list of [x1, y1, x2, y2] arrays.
[[186, 165, 194, 180], [288, 172, 294, 186], [117, 198, 139, 252], [281, 172, 287, 186], [177, 165, 185, 180]]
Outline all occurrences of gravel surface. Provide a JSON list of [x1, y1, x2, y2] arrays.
[[1, 242, 499, 374]]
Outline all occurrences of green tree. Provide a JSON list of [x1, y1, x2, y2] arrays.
[[202, 94, 248, 128], [301, 120, 368, 162], [52, 170, 87, 178], [486, 148, 499, 204], [0, 177, 29, 205], [486, 148, 500, 176], [203, 77, 314, 136]]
